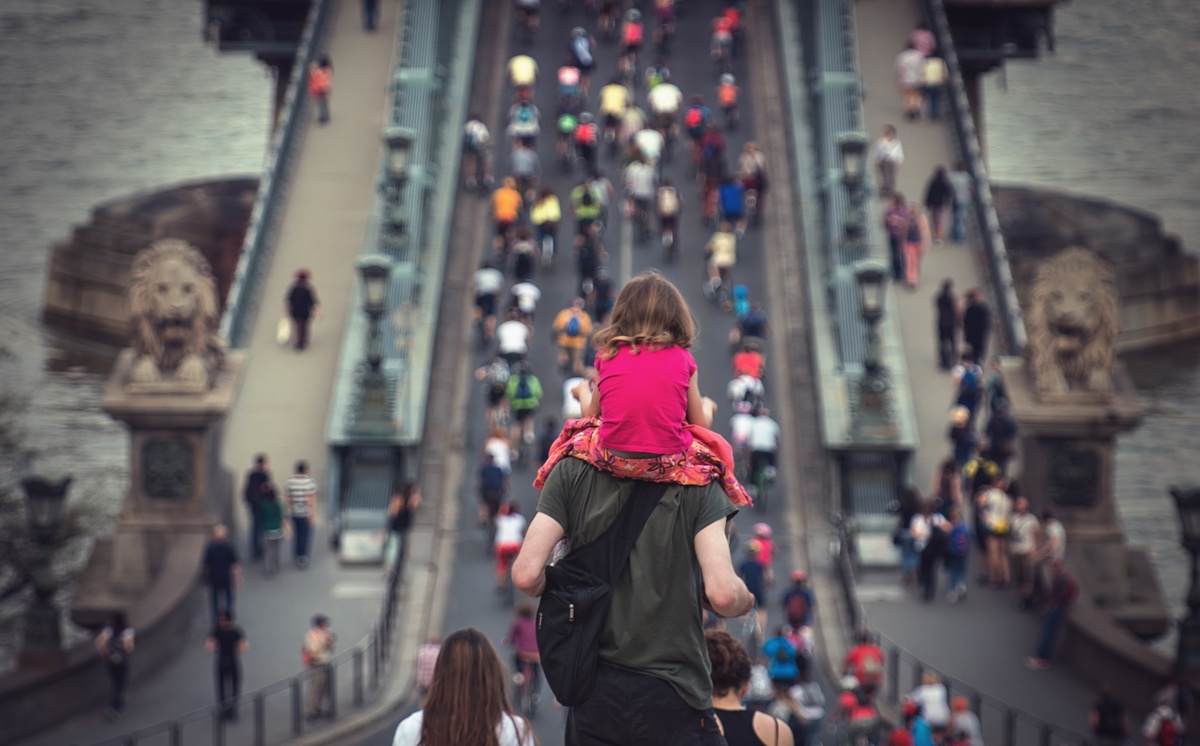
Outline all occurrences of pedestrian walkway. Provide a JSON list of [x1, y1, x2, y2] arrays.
[[25, 2, 402, 744], [852, 0, 1098, 737]]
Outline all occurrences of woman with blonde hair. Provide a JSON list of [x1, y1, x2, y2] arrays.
[[392, 628, 536, 746]]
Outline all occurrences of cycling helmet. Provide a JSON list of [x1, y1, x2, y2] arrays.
[[791, 569, 808, 583], [720, 73, 735, 85], [579, 111, 594, 123], [840, 675, 860, 691], [626, 9, 641, 21], [733, 284, 748, 300], [753, 522, 772, 538], [571, 26, 586, 38]]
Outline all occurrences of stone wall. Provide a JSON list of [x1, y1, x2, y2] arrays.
[[994, 183, 1200, 351]]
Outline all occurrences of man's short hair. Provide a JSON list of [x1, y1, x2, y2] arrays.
[[296, 460, 308, 475]]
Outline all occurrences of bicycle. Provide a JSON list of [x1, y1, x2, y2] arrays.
[[751, 459, 776, 510], [629, 197, 652, 245], [537, 222, 558, 267], [513, 657, 540, 717]]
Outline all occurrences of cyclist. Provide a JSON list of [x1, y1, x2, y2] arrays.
[[624, 156, 657, 243], [682, 95, 713, 151], [530, 187, 561, 264], [510, 140, 540, 203], [647, 77, 684, 159], [656, 178, 682, 253], [652, 0, 677, 53], [697, 128, 728, 222], [504, 602, 541, 707], [738, 141, 769, 223], [727, 372, 766, 415], [472, 261, 505, 343], [475, 356, 512, 430], [732, 338, 766, 380], [514, 0, 540, 37], [555, 110, 578, 171], [569, 175, 603, 236], [557, 59, 583, 111], [643, 57, 669, 91], [618, 9, 644, 84], [506, 53, 538, 102], [717, 176, 747, 237], [506, 99, 541, 147], [508, 278, 541, 323], [740, 300, 770, 343], [597, 0, 619, 40], [573, 111, 599, 173], [495, 307, 531, 366], [711, 10, 735, 72], [566, 27, 596, 96], [505, 360, 544, 447], [599, 79, 630, 150], [632, 125, 665, 170], [552, 297, 593, 376], [619, 105, 648, 154], [510, 229, 539, 283], [704, 221, 738, 308], [493, 502, 527, 591], [716, 73, 739, 130], [491, 177, 523, 257], [748, 407, 780, 499], [476, 451, 508, 528], [462, 113, 493, 192]]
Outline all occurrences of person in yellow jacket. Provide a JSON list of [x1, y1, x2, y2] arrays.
[[552, 298, 593, 376], [530, 187, 561, 267]]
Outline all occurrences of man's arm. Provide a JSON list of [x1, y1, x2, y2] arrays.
[[513, 512, 566, 598], [695, 518, 754, 617]]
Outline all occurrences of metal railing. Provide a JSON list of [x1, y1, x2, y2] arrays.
[[86, 575, 403, 746], [872, 632, 1089, 746], [917, 0, 1028, 355], [217, 0, 333, 349]]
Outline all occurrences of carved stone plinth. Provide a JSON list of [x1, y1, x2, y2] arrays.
[[1002, 357, 1166, 635]]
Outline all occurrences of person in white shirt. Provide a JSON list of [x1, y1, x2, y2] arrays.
[[748, 408, 780, 495], [907, 672, 951, 730], [874, 124, 904, 198], [473, 262, 505, 342], [495, 309, 530, 364], [508, 281, 541, 322], [392, 628, 536, 746], [647, 81, 684, 127]]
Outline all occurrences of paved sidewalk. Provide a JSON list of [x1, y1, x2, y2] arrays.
[[26, 1, 401, 743], [854, 0, 1099, 737]]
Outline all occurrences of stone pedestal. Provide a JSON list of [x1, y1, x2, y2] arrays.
[[78, 350, 245, 602], [1001, 357, 1149, 609]]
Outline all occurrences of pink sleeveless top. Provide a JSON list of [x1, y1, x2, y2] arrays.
[[596, 344, 696, 454]]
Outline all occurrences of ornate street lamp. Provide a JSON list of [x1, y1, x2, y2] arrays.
[[354, 255, 394, 435], [855, 259, 888, 374], [20, 476, 71, 663], [382, 126, 415, 187], [838, 131, 869, 192], [1170, 485, 1200, 677]]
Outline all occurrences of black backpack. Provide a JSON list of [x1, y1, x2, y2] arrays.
[[536, 480, 669, 706]]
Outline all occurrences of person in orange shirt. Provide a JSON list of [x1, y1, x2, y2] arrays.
[[492, 177, 523, 257], [552, 297, 593, 376], [308, 56, 333, 124], [716, 73, 738, 130]]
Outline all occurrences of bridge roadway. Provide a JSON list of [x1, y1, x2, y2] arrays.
[[26, 1, 1103, 745]]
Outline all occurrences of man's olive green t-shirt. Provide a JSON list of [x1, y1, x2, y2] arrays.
[[537, 457, 736, 709]]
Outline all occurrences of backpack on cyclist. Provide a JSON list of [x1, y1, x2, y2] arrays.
[[622, 21, 643, 46], [570, 36, 592, 67], [575, 122, 598, 146], [565, 313, 582, 338], [657, 186, 679, 217], [684, 106, 704, 132], [557, 113, 578, 135], [515, 374, 533, 402], [488, 360, 510, 396], [515, 105, 535, 125]]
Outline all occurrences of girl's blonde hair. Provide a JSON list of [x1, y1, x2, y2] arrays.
[[591, 270, 695, 358]]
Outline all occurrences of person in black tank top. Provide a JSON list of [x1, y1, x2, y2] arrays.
[[706, 629, 795, 746], [934, 279, 960, 370]]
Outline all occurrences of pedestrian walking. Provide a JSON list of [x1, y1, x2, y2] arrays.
[[285, 269, 320, 351], [95, 612, 135, 720], [947, 161, 973, 243], [895, 43, 925, 120], [302, 614, 336, 720], [307, 55, 332, 124], [206, 611, 248, 721], [903, 203, 930, 289], [258, 481, 287, 577], [922, 166, 953, 244], [944, 505, 970, 602], [1088, 685, 1129, 746], [884, 194, 911, 282], [978, 477, 1012, 588], [385, 481, 421, 578], [285, 461, 318, 568], [242, 454, 270, 561], [1025, 557, 1077, 670], [961, 288, 991, 364], [201, 524, 241, 622], [361, 0, 380, 31], [934, 279, 960, 370], [982, 398, 1018, 476], [874, 125, 904, 198], [414, 634, 441, 699], [922, 53, 948, 121], [1009, 497, 1041, 609]]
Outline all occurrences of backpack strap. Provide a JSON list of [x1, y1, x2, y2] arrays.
[[597, 480, 671, 580]]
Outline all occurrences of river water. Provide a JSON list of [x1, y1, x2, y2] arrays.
[[982, 0, 1200, 640], [0, 0, 1194, 657]]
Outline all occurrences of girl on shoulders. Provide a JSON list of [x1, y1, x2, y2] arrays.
[[534, 270, 750, 506]]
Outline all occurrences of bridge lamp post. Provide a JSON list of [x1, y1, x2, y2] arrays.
[[839, 131, 870, 256], [20, 476, 71, 663], [1170, 485, 1200, 682], [854, 259, 891, 426], [355, 255, 394, 434], [382, 126, 416, 241]]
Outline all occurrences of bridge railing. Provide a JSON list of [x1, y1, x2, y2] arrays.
[[874, 632, 1089, 746], [917, 0, 1028, 355], [217, 0, 333, 349], [83, 570, 404, 746]]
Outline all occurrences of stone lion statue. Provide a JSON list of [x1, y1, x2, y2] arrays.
[[128, 239, 224, 385], [1026, 246, 1117, 397]]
